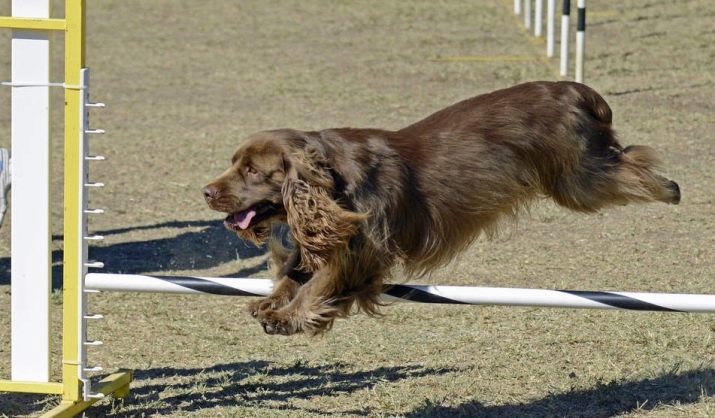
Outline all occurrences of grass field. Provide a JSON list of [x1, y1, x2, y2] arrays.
[[1, 0, 714, 416]]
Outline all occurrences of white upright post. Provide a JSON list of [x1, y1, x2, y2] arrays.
[[546, 0, 556, 56], [524, 0, 532, 29], [575, 0, 586, 83], [560, 0, 571, 76], [514, 0, 522, 15], [535, 0, 543, 36], [10, 0, 52, 382]]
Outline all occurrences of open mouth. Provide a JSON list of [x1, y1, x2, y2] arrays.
[[224, 202, 279, 231]]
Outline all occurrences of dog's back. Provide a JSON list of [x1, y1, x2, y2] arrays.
[[391, 82, 680, 272]]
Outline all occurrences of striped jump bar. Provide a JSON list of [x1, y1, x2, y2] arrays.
[[85, 274, 715, 313]]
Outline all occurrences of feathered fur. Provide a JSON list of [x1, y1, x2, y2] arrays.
[[203, 81, 681, 335]]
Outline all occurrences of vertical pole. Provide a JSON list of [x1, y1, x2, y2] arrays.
[[546, 0, 556, 56], [534, 0, 543, 36], [78, 67, 108, 400], [575, 0, 586, 83], [524, 0, 531, 29], [10, 0, 51, 383], [514, 0, 521, 15], [560, 0, 571, 76], [62, 0, 86, 402]]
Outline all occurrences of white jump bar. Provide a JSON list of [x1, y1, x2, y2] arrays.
[[85, 274, 715, 313]]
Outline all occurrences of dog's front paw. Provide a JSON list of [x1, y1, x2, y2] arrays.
[[247, 298, 273, 318], [247, 296, 290, 318], [256, 309, 301, 336]]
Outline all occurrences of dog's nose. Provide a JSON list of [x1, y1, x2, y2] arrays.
[[202, 184, 220, 203]]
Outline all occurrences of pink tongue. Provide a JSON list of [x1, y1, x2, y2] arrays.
[[235, 210, 256, 230]]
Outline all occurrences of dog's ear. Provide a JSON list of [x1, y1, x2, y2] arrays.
[[281, 144, 366, 271]]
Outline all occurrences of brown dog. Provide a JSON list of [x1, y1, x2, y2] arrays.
[[203, 81, 680, 336]]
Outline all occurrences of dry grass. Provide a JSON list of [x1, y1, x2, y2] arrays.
[[0, 0, 714, 416]]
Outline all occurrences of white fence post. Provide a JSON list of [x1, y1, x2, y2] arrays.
[[535, 0, 543, 36], [524, 0, 532, 29], [10, 0, 52, 382]]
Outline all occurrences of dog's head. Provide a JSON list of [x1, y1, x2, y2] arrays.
[[203, 129, 365, 270]]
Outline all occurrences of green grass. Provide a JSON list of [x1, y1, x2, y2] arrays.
[[1, 0, 714, 416]]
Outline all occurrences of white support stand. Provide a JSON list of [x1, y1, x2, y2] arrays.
[[10, 0, 51, 383], [514, 0, 522, 15], [524, 0, 532, 29]]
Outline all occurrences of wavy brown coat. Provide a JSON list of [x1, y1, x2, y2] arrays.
[[203, 81, 680, 335]]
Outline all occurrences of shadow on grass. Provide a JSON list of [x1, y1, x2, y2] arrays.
[[0, 220, 270, 289], [3, 365, 714, 417], [407, 367, 715, 418], [10, 365, 705, 417], [0, 393, 57, 417], [85, 360, 457, 417]]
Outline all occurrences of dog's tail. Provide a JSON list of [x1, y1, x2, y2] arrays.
[[551, 144, 680, 212], [618, 145, 681, 204]]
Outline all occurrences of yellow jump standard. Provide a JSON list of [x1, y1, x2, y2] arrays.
[[0, 1, 131, 416]]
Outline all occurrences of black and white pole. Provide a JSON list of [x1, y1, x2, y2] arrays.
[[560, 0, 570, 76], [575, 0, 586, 82], [546, 0, 556, 56], [85, 274, 715, 313]]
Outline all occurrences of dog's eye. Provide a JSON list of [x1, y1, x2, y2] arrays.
[[246, 166, 258, 176]]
